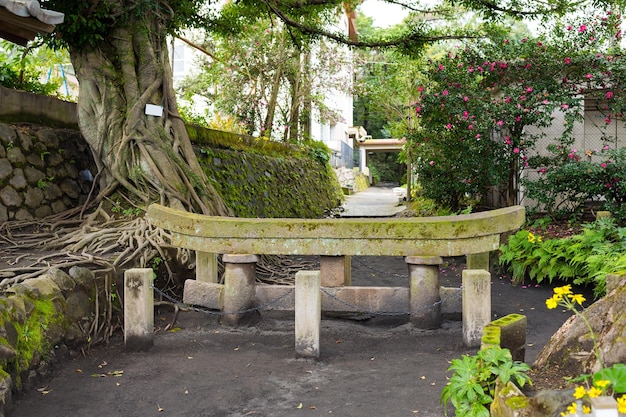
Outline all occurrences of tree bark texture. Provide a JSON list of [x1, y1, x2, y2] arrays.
[[70, 14, 230, 216]]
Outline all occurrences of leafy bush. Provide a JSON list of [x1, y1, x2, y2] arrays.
[[440, 345, 531, 417], [499, 217, 626, 297], [524, 146, 626, 224]]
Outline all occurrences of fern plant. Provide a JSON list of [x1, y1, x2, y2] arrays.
[[499, 217, 626, 296]]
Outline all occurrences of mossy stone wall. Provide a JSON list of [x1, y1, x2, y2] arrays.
[[199, 147, 343, 218]]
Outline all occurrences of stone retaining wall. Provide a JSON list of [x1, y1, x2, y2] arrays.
[[0, 123, 97, 222], [0, 267, 95, 417]]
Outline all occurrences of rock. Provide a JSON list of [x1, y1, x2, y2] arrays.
[[534, 274, 626, 374]]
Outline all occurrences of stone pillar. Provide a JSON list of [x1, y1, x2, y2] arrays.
[[467, 252, 489, 272], [196, 252, 218, 283], [320, 255, 351, 287], [222, 254, 258, 326], [295, 270, 321, 359], [406, 256, 442, 329], [462, 269, 491, 347], [124, 268, 154, 352]]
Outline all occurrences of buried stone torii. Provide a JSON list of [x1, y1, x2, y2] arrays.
[[138, 204, 525, 357]]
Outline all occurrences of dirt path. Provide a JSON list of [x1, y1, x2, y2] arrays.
[[8, 256, 581, 417]]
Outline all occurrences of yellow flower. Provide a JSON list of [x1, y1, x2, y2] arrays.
[[583, 405, 591, 414], [537, 235, 543, 242], [588, 386, 603, 398], [617, 394, 626, 414], [573, 385, 587, 399], [527, 232, 536, 243], [554, 285, 573, 296], [546, 296, 558, 310], [594, 379, 610, 389], [565, 402, 577, 415], [571, 294, 586, 305]]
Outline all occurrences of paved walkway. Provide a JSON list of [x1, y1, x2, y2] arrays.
[[340, 183, 407, 217]]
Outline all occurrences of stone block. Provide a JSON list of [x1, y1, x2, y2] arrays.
[[183, 279, 223, 310], [295, 271, 321, 359], [320, 255, 351, 287], [462, 269, 491, 347], [124, 268, 154, 352]]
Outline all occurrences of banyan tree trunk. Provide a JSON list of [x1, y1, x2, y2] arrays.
[[70, 14, 230, 216]]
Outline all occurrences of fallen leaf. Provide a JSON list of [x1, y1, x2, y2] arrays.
[[370, 357, 375, 361], [158, 404, 164, 412], [335, 339, 342, 344], [309, 406, 317, 410], [75, 369, 83, 373], [184, 389, 189, 395], [296, 403, 303, 409], [420, 376, 426, 380], [187, 356, 193, 360], [234, 347, 240, 351], [98, 361, 108, 368], [37, 386, 51, 395]]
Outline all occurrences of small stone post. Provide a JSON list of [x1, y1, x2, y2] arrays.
[[196, 251, 218, 283], [295, 270, 321, 359], [406, 256, 442, 329], [222, 254, 258, 326], [124, 268, 154, 352], [320, 255, 351, 287], [462, 269, 491, 347]]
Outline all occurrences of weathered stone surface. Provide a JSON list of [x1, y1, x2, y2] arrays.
[[6, 147, 25, 165], [0, 159, 11, 180], [0, 204, 7, 222], [36, 128, 59, 148], [50, 200, 67, 213], [59, 179, 80, 199], [17, 130, 32, 152], [0, 123, 16, 144], [0, 186, 22, 207], [13, 208, 33, 221], [68, 266, 96, 292], [33, 205, 52, 218], [25, 153, 45, 169], [183, 280, 223, 310], [8, 169, 26, 190], [23, 166, 45, 184], [23, 187, 44, 208], [43, 183, 62, 200]]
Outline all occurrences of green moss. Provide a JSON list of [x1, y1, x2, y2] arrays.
[[504, 395, 529, 409], [199, 147, 342, 219], [7, 295, 63, 387]]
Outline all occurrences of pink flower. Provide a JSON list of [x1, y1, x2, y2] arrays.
[[561, 104, 569, 109], [567, 25, 573, 30], [468, 124, 474, 130], [418, 86, 424, 92], [606, 91, 614, 98], [515, 116, 521, 122], [538, 168, 547, 173], [564, 57, 571, 64], [429, 161, 435, 166], [586, 73, 593, 79], [446, 123, 452, 129], [513, 147, 520, 154], [603, 145, 611, 150], [438, 64, 445, 71], [504, 96, 511, 103], [601, 163, 607, 168], [497, 120, 504, 126], [504, 136, 512, 145], [476, 134, 481, 138], [463, 96, 469, 102], [442, 89, 449, 96], [463, 111, 469, 119], [579, 24, 587, 32], [606, 116, 611, 124], [526, 87, 533, 93], [415, 106, 421, 114]]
